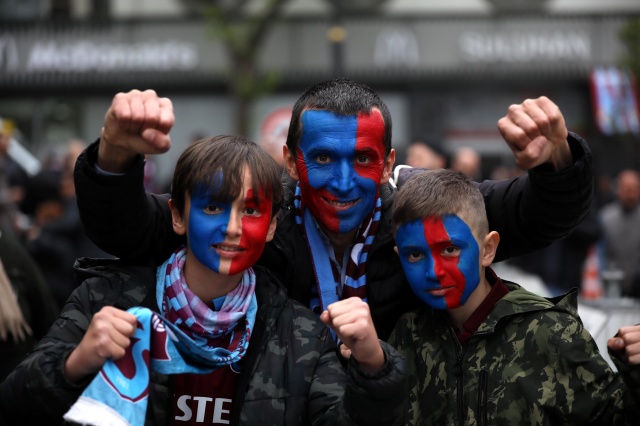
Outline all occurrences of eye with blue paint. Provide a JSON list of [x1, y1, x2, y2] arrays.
[[202, 203, 224, 215]]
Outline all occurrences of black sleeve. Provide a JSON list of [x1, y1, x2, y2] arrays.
[[74, 139, 182, 263], [0, 283, 97, 425], [479, 132, 593, 262]]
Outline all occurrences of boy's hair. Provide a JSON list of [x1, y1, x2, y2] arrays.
[[286, 78, 393, 158], [392, 168, 488, 238], [171, 135, 283, 218]]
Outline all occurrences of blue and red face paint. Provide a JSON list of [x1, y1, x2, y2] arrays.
[[188, 179, 273, 276], [295, 109, 386, 234], [395, 215, 481, 310]]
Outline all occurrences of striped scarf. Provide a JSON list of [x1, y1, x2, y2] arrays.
[[158, 245, 256, 362], [294, 184, 381, 316]]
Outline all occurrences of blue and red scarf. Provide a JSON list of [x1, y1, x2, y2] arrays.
[[64, 246, 257, 426]]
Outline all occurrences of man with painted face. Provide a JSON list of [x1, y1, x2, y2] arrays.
[[0, 136, 406, 425], [72, 79, 593, 341], [388, 168, 640, 425]]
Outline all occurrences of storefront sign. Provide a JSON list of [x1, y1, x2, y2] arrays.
[[374, 28, 420, 68], [459, 30, 591, 62], [25, 40, 199, 72]]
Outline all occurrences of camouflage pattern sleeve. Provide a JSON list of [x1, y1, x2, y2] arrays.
[[542, 311, 631, 423]]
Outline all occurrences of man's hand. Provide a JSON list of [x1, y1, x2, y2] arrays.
[[607, 325, 640, 365], [99, 89, 174, 173], [497, 96, 573, 172], [321, 297, 385, 373], [64, 306, 138, 383]]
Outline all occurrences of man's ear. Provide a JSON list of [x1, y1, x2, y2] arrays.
[[169, 199, 186, 236], [380, 149, 396, 185], [481, 231, 500, 267], [393, 246, 399, 255], [283, 145, 299, 181], [265, 214, 278, 242]]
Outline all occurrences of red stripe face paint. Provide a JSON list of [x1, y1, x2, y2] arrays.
[[296, 109, 386, 234], [395, 215, 481, 310]]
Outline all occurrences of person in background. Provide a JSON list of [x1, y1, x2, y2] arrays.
[[25, 140, 113, 309], [72, 80, 593, 342], [0, 148, 58, 381], [404, 140, 447, 170], [0, 118, 30, 236], [389, 168, 640, 425], [599, 169, 640, 298], [508, 194, 602, 297], [450, 146, 482, 181], [0, 231, 59, 382]]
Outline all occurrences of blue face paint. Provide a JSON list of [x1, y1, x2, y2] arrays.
[[296, 109, 386, 234], [188, 188, 232, 275], [395, 215, 481, 310]]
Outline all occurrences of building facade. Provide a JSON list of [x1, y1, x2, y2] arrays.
[[0, 0, 638, 183]]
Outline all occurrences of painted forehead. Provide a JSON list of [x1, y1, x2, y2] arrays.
[[420, 215, 476, 245], [425, 214, 475, 236], [191, 168, 267, 202], [192, 171, 226, 199], [299, 109, 385, 147]]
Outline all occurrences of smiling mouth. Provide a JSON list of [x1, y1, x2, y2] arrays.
[[212, 244, 244, 253], [323, 197, 359, 209], [426, 286, 453, 296]]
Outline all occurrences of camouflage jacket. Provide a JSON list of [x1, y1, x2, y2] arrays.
[[388, 277, 640, 426], [0, 258, 406, 426]]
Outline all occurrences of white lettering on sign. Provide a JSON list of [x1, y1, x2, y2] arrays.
[[26, 40, 199, 72], [374, 28, 420, 68], [459, 31, 591, 62], [0, 34, 19, 72], [175, 395, 232, 424]]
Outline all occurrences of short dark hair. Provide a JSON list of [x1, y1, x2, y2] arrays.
[[171, 135, 283, 218], [392, 169, 488, 238], [285, 78, 393, 158]]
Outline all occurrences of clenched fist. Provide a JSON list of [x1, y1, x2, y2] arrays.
[[497, 96, 573, 172], [99, 89, 175, 172]]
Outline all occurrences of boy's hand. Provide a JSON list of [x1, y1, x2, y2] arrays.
[[98, 89, 174, 173], [497, 96, 573, 172], [64, 306, 138, 383], [607, 325, 640, 365], [321, 297, 385, 373]]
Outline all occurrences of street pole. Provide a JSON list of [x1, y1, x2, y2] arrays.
[[327, 0, 346, 78]]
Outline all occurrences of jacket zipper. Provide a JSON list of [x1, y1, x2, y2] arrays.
[[477, 370, 488, 426], [454, 352, 465, 426], [445, 320, 467, 426]]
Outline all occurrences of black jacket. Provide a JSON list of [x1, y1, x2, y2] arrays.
[[73, 133, 593, 340], [0, 259, 406, 426]]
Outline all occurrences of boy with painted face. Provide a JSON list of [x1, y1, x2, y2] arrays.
[[72, 79, 594, 342], [0, 136, 407, 426], [388, 168, 640, 425]]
